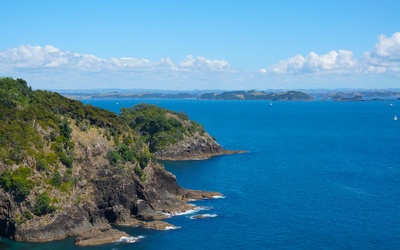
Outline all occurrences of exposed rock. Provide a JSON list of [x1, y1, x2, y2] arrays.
[[155, 134, 245, 161], [0, 191, 17, 238], [140, 220, 177, 230], [75, 228, 130, 246], [182, 190, 223, 201], [191, 214, 217, 219]]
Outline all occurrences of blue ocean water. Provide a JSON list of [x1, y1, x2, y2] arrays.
[[2, 100, 400, 250]]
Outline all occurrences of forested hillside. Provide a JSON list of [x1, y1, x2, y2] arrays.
[[0, 78, 222, 246]]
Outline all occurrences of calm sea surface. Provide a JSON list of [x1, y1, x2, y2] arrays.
[[2, 100, 400, 249]]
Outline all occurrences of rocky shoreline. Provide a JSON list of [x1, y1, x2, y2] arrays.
[[154, 133, 246, 161], [72, 189, 222, 246], [0, 79, 242, 247]]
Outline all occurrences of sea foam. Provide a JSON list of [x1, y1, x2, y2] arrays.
[[165, 226, 181, 230], [213, 195, 226, 199], [190, 213, 218, 219], [166, 205, 211, 216]]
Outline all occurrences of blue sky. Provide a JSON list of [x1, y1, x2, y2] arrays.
[[1, 0, 400, 90]]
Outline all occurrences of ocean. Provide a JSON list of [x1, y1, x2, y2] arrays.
[[2, 99, 400, 249]]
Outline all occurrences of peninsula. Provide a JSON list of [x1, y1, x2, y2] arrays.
[[0, 78, 238, 246]]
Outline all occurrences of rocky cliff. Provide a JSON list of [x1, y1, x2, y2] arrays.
[[0, 78, 224, 246]]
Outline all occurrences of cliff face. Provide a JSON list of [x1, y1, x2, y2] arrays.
[[0, 78, 221, 246]]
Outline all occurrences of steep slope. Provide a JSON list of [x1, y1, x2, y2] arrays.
[[0, 78, 220, 246]]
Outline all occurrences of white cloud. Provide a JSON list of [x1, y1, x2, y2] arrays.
[[266, 50, 358, 74], [259, 68, 267, 74], [0, 45, 232, 73], [109, 57, 153, 69], [264, 32, 400, 79], [180, 55, 230, 71], [361, 32, 400, 74], [1, 32, 400, 89], [0, 45, 242, 89]]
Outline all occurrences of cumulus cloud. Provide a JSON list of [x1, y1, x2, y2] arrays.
[[263, 32, 400, 78], [0, 45, 241, 89], [179, 55, 230, 71], [0, 45, 111, 70], [0, 45, 233, 73], [361, 32, 400, 74], [267, 50, 358, 74]]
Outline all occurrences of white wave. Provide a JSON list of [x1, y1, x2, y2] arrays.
[[167, 205, 211, 216], [160, 212, 172, 218], [169, 209, 198, 216], [213, 195, 226, 199], [190, 213, 218, 219], [165, 226, 181, 230], [115, 236, 138, 243]]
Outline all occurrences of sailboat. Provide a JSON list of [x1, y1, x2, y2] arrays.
[[394, 115, 398, 121]]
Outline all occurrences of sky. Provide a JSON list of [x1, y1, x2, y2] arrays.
[[1, 0, 400, 90]]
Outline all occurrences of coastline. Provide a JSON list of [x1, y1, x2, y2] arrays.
[[155, 149, 247, 161]]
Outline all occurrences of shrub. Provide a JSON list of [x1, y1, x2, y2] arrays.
[[137, 151, 153, 169], [0, 167, 34, 200], [51, 171, 62, 188], [118, 143, 135, 163], [59, 153, 73, 168], [60, 181, 73, 193], [134, 166, 146, 182], [36, 158, 48, 172], [59, 120, 72, 140], [33, 192, 56, 216], [106, 150, 121, 166]]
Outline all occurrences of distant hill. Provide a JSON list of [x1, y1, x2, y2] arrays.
[[58, 89, 314, 101], [199, 90, 313, 101]]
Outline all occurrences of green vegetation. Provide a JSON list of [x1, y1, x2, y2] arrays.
[[134, 166, 146, 182], [33, 192, 56, 216], [0, 77, 138, 208], [0, 77, 128, 169], [121, 103, 205, 152], [0, 167, 34, 200], [51, 171, 62, 188], [0, 78, 213, 220]]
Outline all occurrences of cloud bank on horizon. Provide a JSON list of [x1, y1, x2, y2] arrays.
[[1, 32, 399, 90], [263, 32, 400, 76]]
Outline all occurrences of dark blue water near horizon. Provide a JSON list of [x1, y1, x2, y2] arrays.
[[2, 100, 400, 249]]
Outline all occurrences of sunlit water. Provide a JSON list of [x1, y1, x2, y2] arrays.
[[2, 99, 400, 249]]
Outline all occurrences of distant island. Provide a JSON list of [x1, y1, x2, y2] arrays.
[[198, 90, 313, 101], [57, 89, 400, 102], [60, 89, 314, 101], [325, 91, 400, 102]]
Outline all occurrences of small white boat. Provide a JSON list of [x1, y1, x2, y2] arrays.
[[394, 115, 398, 121]]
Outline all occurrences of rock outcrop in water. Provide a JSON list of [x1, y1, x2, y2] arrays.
[[0, 78, 226, 246]]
